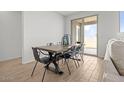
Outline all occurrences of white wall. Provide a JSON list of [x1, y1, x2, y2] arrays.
[[22, 12, 65, 64], [65, 11, 119, 58], [0, 12, 22, 61], [0, 11, 122, 63]]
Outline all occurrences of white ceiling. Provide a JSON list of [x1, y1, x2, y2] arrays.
[[57, 11, 80, 16]]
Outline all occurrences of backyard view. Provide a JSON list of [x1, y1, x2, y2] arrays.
[[84, 24, 97, 55]]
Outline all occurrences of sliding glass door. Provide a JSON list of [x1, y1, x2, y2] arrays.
[[84, 24, 97, 55], [71, 15, 97, 56]]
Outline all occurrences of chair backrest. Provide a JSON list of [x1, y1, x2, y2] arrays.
[[32, 47, 41, 62], [76, 42, 81, 44], [65, 45, 75, 53], [75, 44, 83, 52], [70, 46, 76, 51]]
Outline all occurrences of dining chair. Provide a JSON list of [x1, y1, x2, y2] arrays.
[[74, 44, 84, 66], [79, 44, 84, 62], [60, 44, 84, 72], [76, 42, 81, 44], [59, 46, 79, 75], [31, 47, 50, 82]]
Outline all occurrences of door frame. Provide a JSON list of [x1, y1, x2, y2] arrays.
[[71, 15, 98, 56]]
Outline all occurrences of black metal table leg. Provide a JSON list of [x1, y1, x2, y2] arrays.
[[52, 60, 63, 75], [48, 52, 63, 75]]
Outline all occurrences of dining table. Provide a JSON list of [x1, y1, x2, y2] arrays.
[[36, 45, 72, 75]]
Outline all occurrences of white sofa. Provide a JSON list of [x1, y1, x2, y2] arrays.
[[103, 39, 124, 82]]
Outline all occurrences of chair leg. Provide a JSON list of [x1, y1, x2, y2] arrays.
[[42, 67, 47, 82], [80, 54, 83, 60], [80, 54, 84, 63], [73, 59, 78, 68], [76, 59, 80, 67], [31, 61, 38, 77], [75, 56, 80, 67], [65, 59, 71, 75]]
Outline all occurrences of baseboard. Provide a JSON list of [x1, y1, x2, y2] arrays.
[[22, 58, 35, 64], [84, 54, 104, 59], [0, 56, 22, 62], [84, 53, 97, 57], [0, 57, 35, 64]]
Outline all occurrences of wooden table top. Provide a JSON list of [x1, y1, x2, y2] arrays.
[[36, 45, 72, 53]]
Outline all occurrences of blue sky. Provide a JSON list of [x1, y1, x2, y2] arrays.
[[120, 11, 124, 32], [84, 24, 97, 38]]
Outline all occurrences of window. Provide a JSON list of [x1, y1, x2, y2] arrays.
[[120, 11, 124, 32], [76, 25, 80, 42]]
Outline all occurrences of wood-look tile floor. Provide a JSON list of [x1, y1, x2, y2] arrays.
[[0, 55, 104, 82]]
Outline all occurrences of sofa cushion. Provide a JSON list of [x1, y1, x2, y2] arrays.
[[104, 39, 117, 61], [104, 60, 119, 75], [111, 40, 124, 76]]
